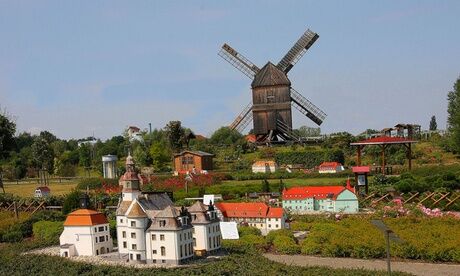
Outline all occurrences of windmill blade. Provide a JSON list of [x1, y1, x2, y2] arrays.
[[290, 88, 326, 126], [277, 29, 319, 73], [229, 102, 253, 133], [219, 43, 260, 79]]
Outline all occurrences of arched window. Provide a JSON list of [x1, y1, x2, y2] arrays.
[[161, 246, 166, 256]]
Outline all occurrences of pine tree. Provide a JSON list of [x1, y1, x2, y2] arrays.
[[429, 115, 437, 131], [261, 179, 270, 193], [447, 76, 460, 152]]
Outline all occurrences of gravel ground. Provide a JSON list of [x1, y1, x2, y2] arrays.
[[24, 246, 225, 269], [264, 254, 460, 276]]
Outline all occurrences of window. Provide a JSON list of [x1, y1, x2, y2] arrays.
[[131, 221, 136, 227], [96, 249, 99, 255], [123, 241, 127, 248], [180, 233, 182, 241], [159, 220, 166, 227], [161, 260, 166, 263], [152, 260, 156, 263], [131, 232, 136, 239], [193, 238, 196, 246], [160, 234, 165, 241], [106, 235, 108, 241], [105, 226, 108, 231], [94, 227, 97, 232], [180, 245, 183, 258], [120, 219, 123, 223], [136, 254, 141, 260], [129, 253, 133, 260], [161, 246, 166, 256], [99, 236, 105, 242], [122, 231, 126, 238], [152, 250, 157, 254], [209, 237, 211, 248], [98, 226, 104, 232], [268, 224, 271, 228], [132, 244, 137, 250], [181, 156, 194, 165], [152, 234, 156, 241]]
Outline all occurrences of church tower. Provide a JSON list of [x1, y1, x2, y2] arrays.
[[119, 153, 141, 201]]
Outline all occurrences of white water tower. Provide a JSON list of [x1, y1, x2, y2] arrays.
[[102, 155, 118, 179]]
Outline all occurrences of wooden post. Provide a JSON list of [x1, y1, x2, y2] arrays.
[[13, 201, 19, 219], [357, 146, 362, 166], [381, 145, 386, 175], [408, 143, 412, 171], [385, 230, 391, 275]]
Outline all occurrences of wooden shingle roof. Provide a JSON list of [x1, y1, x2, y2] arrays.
[[251, 62, 291, 88]]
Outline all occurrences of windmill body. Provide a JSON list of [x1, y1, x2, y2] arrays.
[[219, 28, 327, 144]]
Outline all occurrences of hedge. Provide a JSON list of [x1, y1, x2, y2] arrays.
[[32, 221, 63, 244], [275, 149, 344, 168]]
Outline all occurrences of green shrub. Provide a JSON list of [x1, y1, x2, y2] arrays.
[[238, 226, 261, 237], [272, 235, 300, 254], [32, 221, 63, 244], [265, 229, 294, 244]]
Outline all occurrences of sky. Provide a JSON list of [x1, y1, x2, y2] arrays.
[[0, 1, 459, 140]]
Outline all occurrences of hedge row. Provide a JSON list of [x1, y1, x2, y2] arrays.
[[275, 149, 345, 168]]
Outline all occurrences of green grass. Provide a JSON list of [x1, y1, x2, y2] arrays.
[[3, 182, 77, 197]]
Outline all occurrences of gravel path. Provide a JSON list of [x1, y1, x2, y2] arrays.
[[264, 254, 460, 276]]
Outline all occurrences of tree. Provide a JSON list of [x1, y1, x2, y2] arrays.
[[0, 110, 16, 159], [210, 127, 243, 145], [149, 141, 171, 172], [31, 137, 54, 172], [261, 179, 270, 193], [294, 126, 321, 137], [447, 77, 460, 152], [164, 121, 185, 152], [429, 115, 437, 131], [78, 143, 92, 168]]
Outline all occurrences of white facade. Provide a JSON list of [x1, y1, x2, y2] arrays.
[[252, 161, 278, 173], [59, 223, 113, 257], [145, 228, 194, 264]]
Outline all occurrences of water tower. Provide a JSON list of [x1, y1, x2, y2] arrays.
[[102, 155, 118, 179]]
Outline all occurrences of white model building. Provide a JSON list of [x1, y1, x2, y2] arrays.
[[116, 154, 221, 265], [60, 194, 113, 257], [188, 201, 221, 255]]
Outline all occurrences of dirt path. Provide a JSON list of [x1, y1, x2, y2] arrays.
[[264, 254, 460, 276]]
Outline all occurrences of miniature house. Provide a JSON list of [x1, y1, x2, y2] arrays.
[[252, 160, 278, 173], [34, 186, 50, 198], [173, 150, 214, 174], [318, 162, 344, 174], [59, 195, 113, 257], [282, 181, 358, 214]]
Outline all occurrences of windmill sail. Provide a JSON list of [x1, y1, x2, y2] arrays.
[[277, 29, 319, 73], [229, 102, 253, 133], [290, 88, 326, 126], [219, 43, 260, 79]]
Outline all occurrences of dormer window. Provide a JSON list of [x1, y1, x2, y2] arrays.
[[159, 220, 166, 227]]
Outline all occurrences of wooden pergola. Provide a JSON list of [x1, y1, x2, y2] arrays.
[[350, 136, 418, 175]]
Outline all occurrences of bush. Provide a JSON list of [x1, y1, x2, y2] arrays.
[[238, 226, 261, 237], [32, 221, 63, 244], [272, 235, 300, 254], [76, 177, 119, 190]]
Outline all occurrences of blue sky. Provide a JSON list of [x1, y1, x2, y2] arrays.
[[0, 1, 459, 139]]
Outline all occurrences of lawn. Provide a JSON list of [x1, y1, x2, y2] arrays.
[[3, 182, 77, 197]]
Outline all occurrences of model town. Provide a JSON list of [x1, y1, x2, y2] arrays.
[[1, 5, 460, 276]]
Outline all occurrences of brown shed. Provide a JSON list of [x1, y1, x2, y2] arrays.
[[173, 150, 214, 173]]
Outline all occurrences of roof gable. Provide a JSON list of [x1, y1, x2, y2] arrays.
[[251, 62, 291, 88]]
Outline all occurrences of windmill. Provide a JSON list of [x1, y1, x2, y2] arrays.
[[219, 28, 327, 143]]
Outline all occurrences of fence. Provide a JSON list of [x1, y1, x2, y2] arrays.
[[361, 191, 460, 210]]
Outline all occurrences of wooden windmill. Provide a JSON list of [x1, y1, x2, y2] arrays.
[[219, 28, 327, 143]]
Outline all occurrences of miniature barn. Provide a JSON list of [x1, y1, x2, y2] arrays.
[[173, 150, 214, 174]]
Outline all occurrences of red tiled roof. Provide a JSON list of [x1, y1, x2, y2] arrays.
[[63, 209, 108, 226], [350, 136, 417, 146], [319, 162, 342, 168], [282, 186, 353, 200], [245, 134, 257, 143], [35, 186, 50, 192], [215, 202, 283, 218], [352, 166, 370, 173]]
